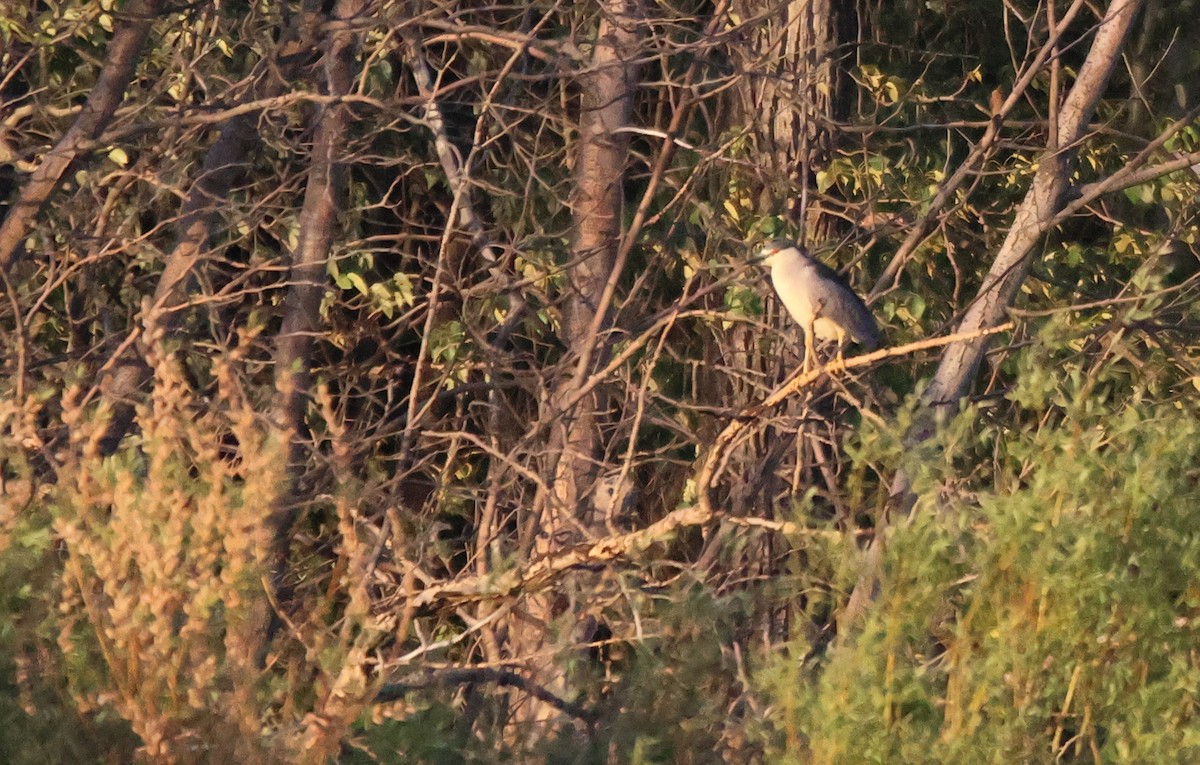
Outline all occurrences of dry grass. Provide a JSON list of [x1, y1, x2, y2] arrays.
[[19, 325, 399, 763], [52, 334, 286, 761]]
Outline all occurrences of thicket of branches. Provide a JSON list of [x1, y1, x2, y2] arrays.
[[2, 0, 1200, 762]]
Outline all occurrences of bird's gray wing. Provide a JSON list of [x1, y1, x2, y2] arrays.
[[811, 260, 881, 349]]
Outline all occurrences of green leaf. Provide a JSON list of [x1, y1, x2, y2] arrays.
[[908, 293, 926, 320], [346, 272, 368, 295]]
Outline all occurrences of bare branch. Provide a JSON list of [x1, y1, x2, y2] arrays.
[[870, 0, 1090, 296], [403, 325, 1011, 610], [0, 0, 165, 273], [845, 0, 1145, 633], [923, 0, 1143, 412], [376, 667, 596, 721]]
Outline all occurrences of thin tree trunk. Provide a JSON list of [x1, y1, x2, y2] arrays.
[[515, 0, 643, 724], [842, 0, 1144, 632], [920, 0, 1142, 411], [96, 6, 327, 456], [0, 0, 164, 273], [266, 0, 366, 624], [538, 0, 642, 556], [869, 0, 1091, 296], [737, 0, 855, 230]]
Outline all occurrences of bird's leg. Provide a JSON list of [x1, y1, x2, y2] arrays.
[[833, 336, 848, 366], [808, 299, 828, 374], [803, 322, 816, 375]]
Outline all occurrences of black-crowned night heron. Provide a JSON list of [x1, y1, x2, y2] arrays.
[[756, 239, 880, 362]]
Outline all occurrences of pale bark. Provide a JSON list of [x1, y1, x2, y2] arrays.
[[922, 0, 1144, 410], [870, 0, 1091, 296], [843, 0, 1145, 631], [402, 34, 502, 265], [737, 0, 855, 229], [538, 0, 643, 549], [513, 0, 643, 725]]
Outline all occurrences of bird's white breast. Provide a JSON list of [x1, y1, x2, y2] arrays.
[[769, 252, 846, 342]]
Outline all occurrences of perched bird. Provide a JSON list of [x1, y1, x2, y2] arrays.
[[756, 239, 881, 357]]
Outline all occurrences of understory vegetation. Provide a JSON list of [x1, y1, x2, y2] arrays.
[[1, 0, 1199, 762]]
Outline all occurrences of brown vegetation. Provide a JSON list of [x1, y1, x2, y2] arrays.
[[2, 0, 1200, 761]]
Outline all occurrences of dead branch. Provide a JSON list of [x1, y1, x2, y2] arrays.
[[376, 667, 596, 721], [0, 0, 165, 273], [870, 0, 1091, 296], [401, 325, 1010, 610]]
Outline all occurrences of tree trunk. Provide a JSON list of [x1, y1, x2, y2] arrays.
[[736, 0, 856, 232], [266, 0, 367, 636], [843, 0, 1145, 631], [921, 0, 1143, 410], [537, 0, 642, 563], [0, 0, 164, 273], [515, 0, 643, 724]]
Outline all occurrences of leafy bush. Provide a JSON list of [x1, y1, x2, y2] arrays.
[[769, 355, 1200, 764]]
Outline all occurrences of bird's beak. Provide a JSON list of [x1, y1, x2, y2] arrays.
[[753, 247, 778, 268]]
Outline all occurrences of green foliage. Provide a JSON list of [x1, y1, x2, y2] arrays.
[[347, 702, 474, 765], [2, 0, 1200, 760], [768, 353, 1200, 764]]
